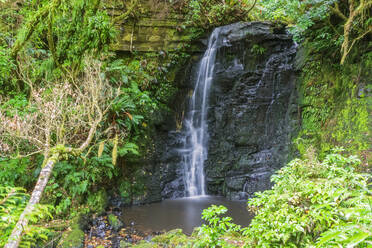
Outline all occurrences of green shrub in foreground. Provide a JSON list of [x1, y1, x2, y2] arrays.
[[0, 186, 53, 248], [195, 205, 242, 247], [246, 149, 372, 247]]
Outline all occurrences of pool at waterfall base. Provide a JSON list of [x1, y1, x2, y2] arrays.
[[121, 195, 253, 235]]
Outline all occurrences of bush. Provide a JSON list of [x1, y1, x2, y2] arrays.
[[0, 186, 53, 248], [0, 46, 16, 94], [195, 205, 242, 247], [246, 148, 372, 247]]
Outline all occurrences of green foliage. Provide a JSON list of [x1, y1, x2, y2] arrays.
[[49, 0, 116, 71], [0, 158, 35, 188], [0, 94, 29, 117], [184, 0, 257, 29], [108, 214, 123, 231], [259, 0, 371, 64], [41, 135, 143, 216], [86, 189, 108, 215], [246, 149, 372, 247], [43, 150, 114, 215], [0, 46, 16, 93], [195, 205, 241, 247], [104, 57, 159, 133], [12, 0, 116, 81], [260, 0, 337, 40], [105, 51, 189, 107], [0, 186, 53, 248], [250, 44, 266, 55]]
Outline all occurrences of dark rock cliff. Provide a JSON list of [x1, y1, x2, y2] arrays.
[[204, 22, 299, 200], [132, 22, 299, 203]]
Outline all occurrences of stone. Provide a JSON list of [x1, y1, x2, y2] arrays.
[[111, 12, 202, 52], [225, 177, 246, 190], [203, 22, 298, 198]]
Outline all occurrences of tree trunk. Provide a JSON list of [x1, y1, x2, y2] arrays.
[[4, 153, 59, 248], [4, 105, 101, 248]]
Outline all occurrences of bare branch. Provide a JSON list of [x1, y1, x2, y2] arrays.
[[3, 57, 118, 248]]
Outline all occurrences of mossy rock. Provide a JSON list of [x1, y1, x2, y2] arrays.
[[108, 214, 124, 231], [86, 189, 108, 215], [57, 224, 84, 248], [131, 240, 158, 248], [120, 240, 132, 248], [151, 229, 189, 246]]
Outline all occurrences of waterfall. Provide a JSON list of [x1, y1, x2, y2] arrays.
[[181, 28, 221, 197]]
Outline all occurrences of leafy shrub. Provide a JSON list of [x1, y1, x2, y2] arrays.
[[0, 157, 36, 189], [0, 46, 16, 93], [195, 205, 242, 247], [44, 151, 115, 216], [250, 44, 266, 55], [20, 0, 116, 74], [259, 0, 371, 65], [0, 186, 53, 248], [246, 149, 372, 247]]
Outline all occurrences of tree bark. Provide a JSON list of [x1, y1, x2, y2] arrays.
[[4, 153, 59, 248]]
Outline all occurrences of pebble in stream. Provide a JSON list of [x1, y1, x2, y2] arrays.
[[84, 213, 159, 248]]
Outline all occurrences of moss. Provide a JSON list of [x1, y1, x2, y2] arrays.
[[108, 214, 123, 231], [148, 35, 162, 42], [111, 5, 198, 52], [294, 50, 371, 166], [57, 224, 84, 248], [151, 229, 190, 246], [130, 240, 158, 248], [120, 240, 132, 248], [86, 189, 108, 215]]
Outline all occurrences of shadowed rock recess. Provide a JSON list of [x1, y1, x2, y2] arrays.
[[137, 22, 300, 203]]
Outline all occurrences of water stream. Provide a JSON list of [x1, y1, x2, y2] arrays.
[[180, 28, 221, 196], [121, 196, 253, 235]]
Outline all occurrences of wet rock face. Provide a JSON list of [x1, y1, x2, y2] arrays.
[[204, 22, 299, 200], [140, 22, 299, 202]]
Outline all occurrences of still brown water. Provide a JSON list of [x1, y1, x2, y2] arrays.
[[121, 196, 253, 235]]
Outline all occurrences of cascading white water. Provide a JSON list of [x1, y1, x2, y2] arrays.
[[181, 28, 221, 197]]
